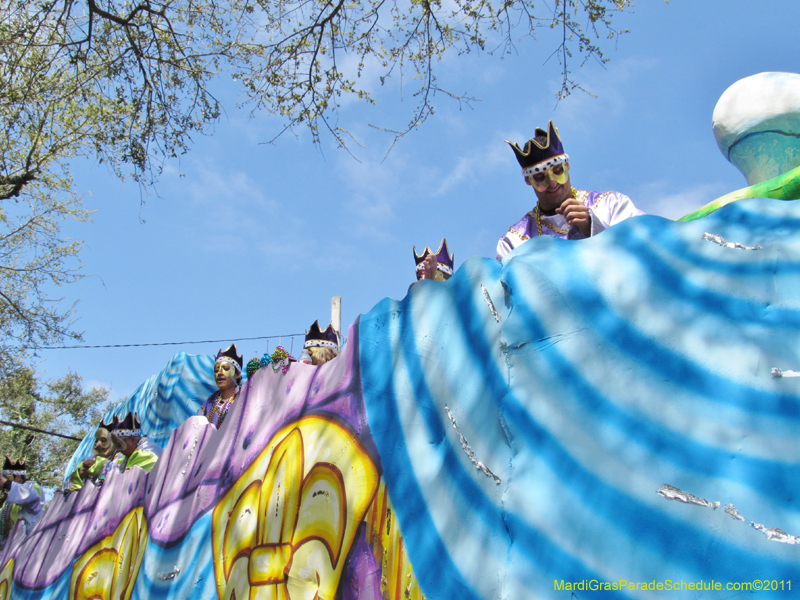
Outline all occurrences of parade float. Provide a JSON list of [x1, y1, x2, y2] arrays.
[[2, 72, 800, 599]]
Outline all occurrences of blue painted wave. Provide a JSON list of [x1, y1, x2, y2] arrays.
[[359, 197, 800, 599]]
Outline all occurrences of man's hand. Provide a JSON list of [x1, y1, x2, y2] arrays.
[[557, 198, 591, 237], [78, 457, 96, 479], [422, 254, 438, 280]]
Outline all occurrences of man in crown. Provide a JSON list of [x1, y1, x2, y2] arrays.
[[108, 412, 160, 473], [0, 457, 44, 545], [199, 344, 243, 428], [497, 121, 644, 260], [304, 321, 340, 366], [412, 239, 455, 285], [68, 421, 119, 490]]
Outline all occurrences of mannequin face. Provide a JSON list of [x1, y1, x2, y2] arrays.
[[214, 360, 238, 394], [94, 428, 115, 458]]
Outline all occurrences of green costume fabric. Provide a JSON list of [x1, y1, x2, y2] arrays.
[[68, 456, 111, 490], [114, 448, 158, 473]]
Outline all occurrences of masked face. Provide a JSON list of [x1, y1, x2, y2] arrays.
[[526, 162, 572, 213], [94, 427, 115, 458], [215, 360, 238, 394], [527, 163, 569, 192]]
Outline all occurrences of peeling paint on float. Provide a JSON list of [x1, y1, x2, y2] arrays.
[[655, 485, 800, 545], [725, 503, 745, 522], [445, 405, 501, 485], [656, 484, 720, 509], [751, 523, 800, 545], [702, 232, 762, 250]]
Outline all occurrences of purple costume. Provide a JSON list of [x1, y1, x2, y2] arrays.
[[496, 189, 643, 260], [199, 385, 241, 429]]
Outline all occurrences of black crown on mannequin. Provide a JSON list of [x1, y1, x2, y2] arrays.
[[413, 238, 455, 280], [304, 320, 339, 350]]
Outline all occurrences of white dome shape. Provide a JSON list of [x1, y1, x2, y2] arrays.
[[712, 72, 800, 185]]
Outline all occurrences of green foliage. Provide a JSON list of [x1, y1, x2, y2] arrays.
[[0, 0, 634, 186], [238, 0, 634, 147], [0, 366, 112, 488], [0, 183, 87, 374]]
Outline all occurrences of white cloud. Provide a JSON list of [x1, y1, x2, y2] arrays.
[[331, 152, 403, 236], [633, 181, 728, 220], [84, 379, 124, 404], [523, 56, 659, 134], [177, 158, 280, 241], [186, 164, 269, 207], [433, 140, 509, 196]]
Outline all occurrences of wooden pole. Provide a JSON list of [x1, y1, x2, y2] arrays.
[[331, 296, 342, 347]]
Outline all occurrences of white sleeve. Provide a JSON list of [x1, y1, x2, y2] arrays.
[[496, 235, 514, 261], [8, 481, 40, 507], [590, 192, 644, 236]]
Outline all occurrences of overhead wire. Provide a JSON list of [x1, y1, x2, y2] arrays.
[[0, 419, 83, 442], [33, 333, 305, 350]]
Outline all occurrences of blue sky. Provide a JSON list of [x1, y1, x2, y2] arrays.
[[33, 0, 800, 401]]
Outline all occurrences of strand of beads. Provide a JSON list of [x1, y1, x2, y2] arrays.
[[270, 346, 294, 374], [207, 391, 236, 427]]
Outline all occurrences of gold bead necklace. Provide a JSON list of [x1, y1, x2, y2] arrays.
[[208, 390, 235, 423], [532, 187, 580, 236]]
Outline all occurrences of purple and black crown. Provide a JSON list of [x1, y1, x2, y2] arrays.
[[110, 411, 142, 438], [2, 456, 26, 476], [97, 416, 113, 431], [98, 414, 120, 433], [304, 320, 339, 350], [413, 238, 454, 280], [506, 120, 570, 177], [216, 343, 243, 373]]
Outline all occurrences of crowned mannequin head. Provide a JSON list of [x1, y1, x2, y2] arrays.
[[304, 321, 339, 366], [93, 426, 116, 459], [413, 239, 455, 282]]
